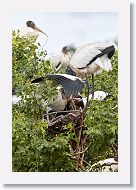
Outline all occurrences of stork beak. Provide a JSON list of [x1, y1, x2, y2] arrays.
[[34, 24, 48, 37]]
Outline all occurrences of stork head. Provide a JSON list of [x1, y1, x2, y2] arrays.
[[56, 86, 66, 100], [26, 21, 36, 29], [26, 20, 48, 37], [62, 46, 70, 54]]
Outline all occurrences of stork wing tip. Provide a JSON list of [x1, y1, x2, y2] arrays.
[[31, 76, 44, 83]]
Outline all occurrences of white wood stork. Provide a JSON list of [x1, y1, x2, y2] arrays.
[[68, 42, 115, 99], [49, 46, 71, 73], [73, 91, 112, 109], [15, 20, 48, 38], [90, 158, 118, 172]]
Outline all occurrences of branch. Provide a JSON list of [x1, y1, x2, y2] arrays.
[[43, 109, 80, 116], [83, 160, 92, 167], [68, 144, 90, 157]]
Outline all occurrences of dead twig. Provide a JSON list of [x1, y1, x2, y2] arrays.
[[43, 109, 80, 117]]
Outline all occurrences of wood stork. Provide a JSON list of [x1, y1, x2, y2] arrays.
[[48, 87, 67, 112], [38, 88, 67, 112], [31, 74, 85, 98], [90, 158, 118, 172], [31, 73, 86, 113], [46, 74, 85, 98], [31, 78, 68, 112], [49, 46, 72, 73], [68, 42, 115, 99], [15, 20, 48, 38], [73, 91, 112, 109]]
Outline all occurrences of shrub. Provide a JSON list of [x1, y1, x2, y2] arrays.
[[12, 31, 118, 171]]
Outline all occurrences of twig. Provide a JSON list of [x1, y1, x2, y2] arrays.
[[74, 143, 90, 157], [83, 160, 92, 167], [46, 109, 51, 126], [80, 136, 88, 165], [111, 105, 118, 110], [43, 109, 80, 116]]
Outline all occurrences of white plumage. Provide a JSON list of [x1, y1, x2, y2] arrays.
[[31, 80, 67, 112], [48, 91, 67, 112], [16, 27, 39, 38], [90, 158, 118, 172], [12, 95, 22, 105], [49, 73, 84, 81], [89, 90, 111, 101], [31, 73, 86, 111], [69, 42, 114, 75], [89, 158, 118, 172], [74, 91, 111, 109], [81, 91, 111, 108], [68, 42, 115, 100], [49, 46, 71, 73], [12, 88, 67, 113], [46, 73, 85, 98]]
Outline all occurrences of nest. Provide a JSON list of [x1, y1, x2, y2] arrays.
[[46, 111, 83, 134]]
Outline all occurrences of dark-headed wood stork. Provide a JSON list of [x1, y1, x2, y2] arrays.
[[48, 87, 67, 112], [31, 78, 68, 112], [31, 74, 85, 98], [68, 42, 115, 98], [15, 20, 48, 39], [46, 74, 85, 98], [31, 74, 86, 112], [49, 46, 71, 73]]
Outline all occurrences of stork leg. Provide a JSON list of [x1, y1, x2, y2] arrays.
[[92, 74, 94, 99], [85, 73, 90, 109]]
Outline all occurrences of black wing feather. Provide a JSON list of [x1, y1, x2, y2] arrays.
[[46, 74, 85, 98], [87, 45, 115, 66], [31, 77, 44, 83]]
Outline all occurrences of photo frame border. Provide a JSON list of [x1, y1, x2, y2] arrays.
[[0, 0, 130, 184]]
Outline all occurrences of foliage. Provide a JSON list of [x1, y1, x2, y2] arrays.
[[12, 31, 75, 172], [12, 31, 118, 172], [12, 112, 75, 172], [12, 30, 57, 119], [84, 51, 118, 165]]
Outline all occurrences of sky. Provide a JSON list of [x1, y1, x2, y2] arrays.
[[12, 12, 118, 56]]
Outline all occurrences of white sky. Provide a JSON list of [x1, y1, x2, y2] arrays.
[[12, 12, 118, 55]]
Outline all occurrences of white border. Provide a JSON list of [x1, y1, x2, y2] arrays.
[[0, 0, 130, 184]]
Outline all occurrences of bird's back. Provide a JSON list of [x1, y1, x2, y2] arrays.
[[70, 44, 101, 69], [15, 27, 39, 38], [69, 42, 114, 74]]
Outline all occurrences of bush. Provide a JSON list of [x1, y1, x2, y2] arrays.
[[84, 51, 118, 165], [12, 31, 118, 172]]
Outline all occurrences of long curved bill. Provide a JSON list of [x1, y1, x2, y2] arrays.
[[34, 24, 48, 37]]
